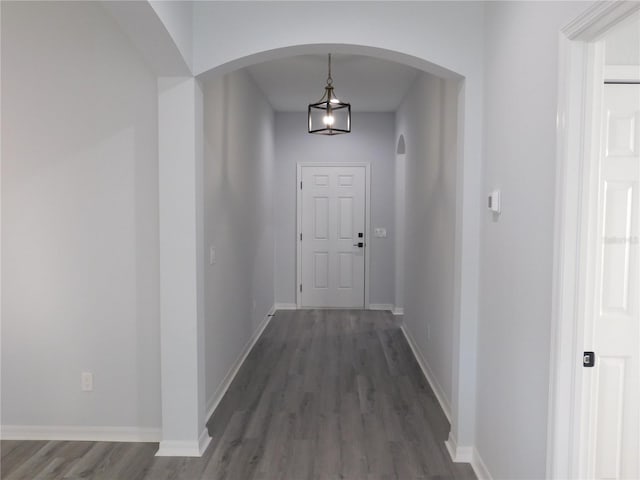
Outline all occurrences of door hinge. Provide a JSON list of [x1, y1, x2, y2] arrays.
[[300, 181, 303, 189], [300, 233, 302, 241], [583, 351, 595, 368], [300, 284, 302, 292]]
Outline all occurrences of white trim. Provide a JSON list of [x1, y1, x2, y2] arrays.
[[604, 65, 640, 82], [575, 40, 607, 480], [203, 305, 276, 424], [368, 303, 394, 311], [392, 307, 404, 316], [444, 434, 457, 460], [548, 3, 640, 478], [548, 31, 588, 480], [445, 432, 472, 462], [0, 425, 161, 443], [157, 305, 277, 457], [445, 432, 493, 480], [400, 324, 451, 422], [156, 429, 210, 457], [563, 1, 640, 40], [156, 427, 211, 457], [273, 302, 297, 310], [296, 162, 371, 309], [198, 427, 212, 455], [470, 447, 493, 480]]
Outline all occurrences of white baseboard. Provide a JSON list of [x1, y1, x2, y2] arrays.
[[204, 304, 276, 424], [445, 431, 472, 462], [471, 447, 492, 480], [0, 425, 161, 443], [276, 303, 402, 313], [445, 432, 493, 480], [368, 303, 394, 311], [400, 324, 451, 422], [273, 303, 297, 310], [198, 427, 212, 456], [402, 323, 490, 480], [156, 427, 210, 457]]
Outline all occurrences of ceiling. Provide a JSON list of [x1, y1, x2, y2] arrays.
[[245, 54, 420, 112]]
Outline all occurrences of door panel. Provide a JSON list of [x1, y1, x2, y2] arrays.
[[314, 197, 329, 239], [586, 84, 639, 480], [314, 252, 329, 288], [338, 197, 354, 239], [594, 357, 627, 479], [601, 181, 634, 313], [300, 165, 366, 308], [338, 252, 354, 289]]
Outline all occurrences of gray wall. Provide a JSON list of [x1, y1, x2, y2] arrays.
[[477, 2, 593, 478], [395, 73, 458, 411], [202, 70, 275, 408], [274, 112, 396, 307], [1, 2, 161, 430]]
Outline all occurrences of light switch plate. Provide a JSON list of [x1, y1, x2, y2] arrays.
[[81, 372, 93, 391], [374, 228, 387, 238]]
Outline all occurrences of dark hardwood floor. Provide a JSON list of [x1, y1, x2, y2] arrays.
[[1, 309, 475, 480]]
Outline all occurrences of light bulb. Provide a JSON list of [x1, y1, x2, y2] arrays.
[[323, 114, 335, 126], [330, 98, 340, 104]]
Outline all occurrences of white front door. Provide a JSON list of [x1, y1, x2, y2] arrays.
[[298, 165, 367, 308], [582, 83, 639, 479]]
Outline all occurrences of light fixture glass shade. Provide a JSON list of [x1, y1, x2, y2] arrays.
[[308, 55, 351, 135], [308, 94, 351, 135]]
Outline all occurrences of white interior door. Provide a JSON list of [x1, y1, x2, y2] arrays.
[[298, 165, 367, 308], [583, 83, 639, 479]]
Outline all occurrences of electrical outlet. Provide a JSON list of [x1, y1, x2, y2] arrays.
[[81, 372, 93, 391], [209, 245, 216, 265]]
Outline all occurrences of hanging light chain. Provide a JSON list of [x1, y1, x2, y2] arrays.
[[326, 53, 333, 86]]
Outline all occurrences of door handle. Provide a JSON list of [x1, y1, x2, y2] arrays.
[[353, 242, 364, 248]]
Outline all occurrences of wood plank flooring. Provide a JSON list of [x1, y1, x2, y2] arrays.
[[1, 309, 475, 480]]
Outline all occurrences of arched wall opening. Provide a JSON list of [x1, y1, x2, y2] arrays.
[[196, 44, 463, 83], [158, 43, 481, 462]]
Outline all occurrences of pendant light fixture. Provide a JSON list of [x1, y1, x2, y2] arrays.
[[308, 54, 351, 135]]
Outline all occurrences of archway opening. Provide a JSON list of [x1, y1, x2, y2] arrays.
[[192, 42, 470, 461]]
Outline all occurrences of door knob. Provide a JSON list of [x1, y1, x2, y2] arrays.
[[353, 242, 364, 248]]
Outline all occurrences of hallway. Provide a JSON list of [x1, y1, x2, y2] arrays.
[[1, 310, 475, 479]]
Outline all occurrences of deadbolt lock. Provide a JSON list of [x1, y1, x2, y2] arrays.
[[583, 352, 595, 368]]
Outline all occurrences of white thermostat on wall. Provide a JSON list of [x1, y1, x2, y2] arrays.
[[488, 189, 501, 214]]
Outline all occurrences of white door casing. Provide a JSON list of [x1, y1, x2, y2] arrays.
[[296, 163, 370, 308], [581, 82, 639, 480]]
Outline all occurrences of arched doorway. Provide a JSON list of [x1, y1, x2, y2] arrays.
[[156, 40, 481, 462]]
